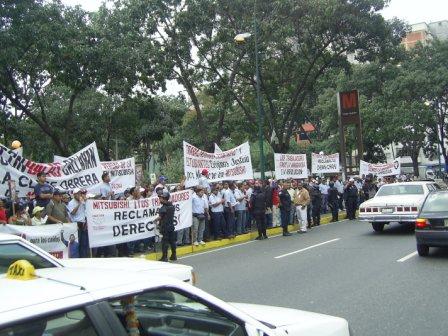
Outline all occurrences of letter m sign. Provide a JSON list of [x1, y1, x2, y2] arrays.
[[337, 90, 360, 125]]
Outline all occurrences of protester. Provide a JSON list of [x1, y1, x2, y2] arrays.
[[192, 187, 207, 246], [333, 176, 344, 210], [34, 172, 53, 209], [202, 188, 211, 241], [271, 180, 280, 227], [198, 169, 211, 194], [155, 176, 169, 193], [100, 172, 114, 200], [0, 199, 7, 224], [250, 180, 269, 240], [31, 206, 45, 226], [60, 231, 80, 258], [244, 181, 254, 232], [209, 186, 225, 240], [319, 179, 329, 213], [46, 190, 69, 224], [294, 182, 310, 233], [278, 182, 292, 236], [264, 180, 274, 228], [328, 182, 339, 222], [155, 190, 177, 262], [344, 178, 359, 220], [311, 183, 322, 226], [222, 182, 235, 238], [287, 181, 297, 225], [8, 204, 31, 225], [67, 188, 89, 258], [234, 183, 247, 235]]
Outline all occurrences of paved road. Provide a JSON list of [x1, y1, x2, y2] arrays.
[[179, 219, 448, 336]]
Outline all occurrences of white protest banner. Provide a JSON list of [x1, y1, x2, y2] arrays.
[[183, 141, 253, 188], [54, 155, 136, 195], [360, 159, 401, 177], [0, 223, 78, 259], [274, 153, 308, 179], [311, 153, 340, 174], [214, 143, 223, 153], [0, 142, 102, 198], [86, 189, 192, 248]]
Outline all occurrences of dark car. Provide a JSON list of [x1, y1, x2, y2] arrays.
[[415, 190, 448, 256]]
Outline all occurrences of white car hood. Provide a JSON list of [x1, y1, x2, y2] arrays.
[[231, 303, 349, 336], [361, 194, 425, 207], [62, 258, 193, 282]]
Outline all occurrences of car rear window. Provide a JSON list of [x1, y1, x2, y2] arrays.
[[421, 193, 448, 213], [376, 185, 424, 196]]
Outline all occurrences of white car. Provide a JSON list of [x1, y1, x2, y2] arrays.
[[0, 260, 351, 336], [0, 233, 196, 284], [359, 181, 440, 232]]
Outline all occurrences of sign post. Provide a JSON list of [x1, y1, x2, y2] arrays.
[[337, 90, 363, 179]]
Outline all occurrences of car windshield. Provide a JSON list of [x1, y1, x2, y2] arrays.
[[421, 193, 448, 213], [376, 185, 424, 196]]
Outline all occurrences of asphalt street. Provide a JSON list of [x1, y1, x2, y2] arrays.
[[179, 219, 448, 336]]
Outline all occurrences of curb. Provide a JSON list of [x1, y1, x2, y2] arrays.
[[142, 211, 348, 261]]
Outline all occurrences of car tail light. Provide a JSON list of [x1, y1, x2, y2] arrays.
[[416, 218, 429, 229], [396, 207, 403, 212], [411, 207, 418, 212], [404, 206, 410, 212]]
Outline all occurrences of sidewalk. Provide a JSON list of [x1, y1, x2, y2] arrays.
[[142, 211, 348, 261]]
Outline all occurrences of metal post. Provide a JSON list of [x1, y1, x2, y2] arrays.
[[253, 0, 265, 180]]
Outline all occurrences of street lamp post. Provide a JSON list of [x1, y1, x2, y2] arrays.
[[235, 0, 265, 180]]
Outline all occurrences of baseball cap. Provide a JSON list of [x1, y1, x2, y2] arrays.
[[159, 176, 167, 181], [73, 188, 87, 194], [349, 178, 355, 182], [201, 169, 209, 175], [32, 206, 45, 215], [53, 189, 63, 195]]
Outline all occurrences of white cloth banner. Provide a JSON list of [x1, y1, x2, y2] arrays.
[[214, 143, 223, 153], [54, 156, 136, 194], [183, 141, 253, 188], [0, 142, 102, 197], [360, 159, 401, 177], [311, 153, 340, 174], [274, 153, 308, 179], [86, 190, 193, 248], [0, 223, 78, 259]]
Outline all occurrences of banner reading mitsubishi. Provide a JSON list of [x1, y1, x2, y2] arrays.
[[183, 141, 253, 188], [0, 142, 102, 197], [360, 159, 401, 177], [86, 189, 192, 248], [0, 223, 78, 259], [274, 153, 308, 179], [311, 153, 340, 174]]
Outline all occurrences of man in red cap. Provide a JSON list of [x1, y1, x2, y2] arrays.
[[199, 169, 211, 194]]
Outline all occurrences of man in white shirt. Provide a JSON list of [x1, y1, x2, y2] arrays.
[[234, 183, 247, 235], [192, 187, 207, 246], [198, 169, 211, 194], [222, 182, 235, 238], [100, 172, 114, 200], [68, 188, 87, 258], [319, 180, 330, 213], [333, 176, 344, 210], [244, 181, 254, 232], [209, 187, 225, 239]]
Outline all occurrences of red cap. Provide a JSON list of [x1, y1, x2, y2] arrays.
[[201, 169, 209, 175]]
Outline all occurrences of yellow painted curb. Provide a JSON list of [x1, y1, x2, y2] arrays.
[[143, 211, 348, 261]]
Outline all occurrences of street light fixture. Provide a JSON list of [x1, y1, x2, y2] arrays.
[[234, 9, 265, 180]]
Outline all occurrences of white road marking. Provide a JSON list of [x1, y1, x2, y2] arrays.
[[178, 233, 284, 259], [274, 238, 341, 259], [397, 251, 418, 262]]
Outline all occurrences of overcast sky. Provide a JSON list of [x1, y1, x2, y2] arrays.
[[62, 0, 448, 24]]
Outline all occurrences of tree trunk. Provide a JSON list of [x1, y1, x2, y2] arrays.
[[411, 153, 419, 177]]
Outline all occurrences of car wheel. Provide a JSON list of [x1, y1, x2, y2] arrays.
[[417, 244, 429, 257], [372, 222, 385, 232]]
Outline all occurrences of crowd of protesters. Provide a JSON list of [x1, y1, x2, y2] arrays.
[[0, 168, 414, 261]]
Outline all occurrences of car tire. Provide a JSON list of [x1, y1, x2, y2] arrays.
[[372, 222, 385, 232], [417, 244, 429, 257]]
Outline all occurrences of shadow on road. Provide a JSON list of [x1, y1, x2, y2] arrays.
[[363, 222, 415, 236], [426, 247, 448, 259]]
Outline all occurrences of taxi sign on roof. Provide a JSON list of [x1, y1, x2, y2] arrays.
[[6, 260, 36, 281]]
